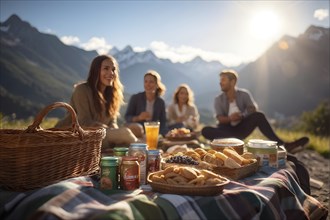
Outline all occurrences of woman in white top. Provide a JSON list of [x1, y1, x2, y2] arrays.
[[167, 84, 199, 131]]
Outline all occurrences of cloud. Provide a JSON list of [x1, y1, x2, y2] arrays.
[[149, 41, 242, 67], [44, 28, 56, 35], [133, 46, 147, 52], [314, 9, 329, 21], [60, 36, 80, 45], [80, 37, 113, 55], [61, 36, 113, 55]]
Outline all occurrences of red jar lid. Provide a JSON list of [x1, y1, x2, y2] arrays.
[[122, 156, 139, 161]]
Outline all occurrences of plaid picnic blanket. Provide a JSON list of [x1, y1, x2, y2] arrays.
[[0, 167, 328, 220], [156, 167, 328, 220]]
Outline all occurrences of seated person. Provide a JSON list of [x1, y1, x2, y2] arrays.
[[125, 70, 168, 137], [201, 69, 309, 153], [167, 84, 200, 131], [56, 55, 137, 147]]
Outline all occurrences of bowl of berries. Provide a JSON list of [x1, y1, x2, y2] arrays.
[[161, 153, 216, 171], [164, 154, 200, 165]]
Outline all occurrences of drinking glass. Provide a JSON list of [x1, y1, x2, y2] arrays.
[[144, 121, 160, 150]]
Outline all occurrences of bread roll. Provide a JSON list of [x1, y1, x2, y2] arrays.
[[223, 148, 245, 165], [151, 175, 167, 184], [195, 148, 208, 158], [163, 166, 175, 174], [242, 152, 255, 159], [224, 157, 241, 169], [180, 167, 198, 180], [207, 149, 217, 154], [203, 153, 217, 165], [214, 152, 228, 162], [200, 169, 220, 179]]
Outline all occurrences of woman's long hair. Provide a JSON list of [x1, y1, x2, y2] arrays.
[[144, 70, 166, 97], [87, 55, 124, 118], [172, 84, 195, 106]]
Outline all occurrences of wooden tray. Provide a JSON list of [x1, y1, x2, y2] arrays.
[[147, 171, 229, 196]]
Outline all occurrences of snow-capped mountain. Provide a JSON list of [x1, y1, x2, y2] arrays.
[[303, 25, 329, 41], [1, 14, 328, 122], [112, 45, 160, 69]]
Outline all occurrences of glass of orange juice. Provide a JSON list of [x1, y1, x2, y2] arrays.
[[144, 121, 160, 150]]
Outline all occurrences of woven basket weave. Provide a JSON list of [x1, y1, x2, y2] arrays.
[[0, 102, 106, 191], [212, 160, 259, 180], [148, 171, 229, 196]]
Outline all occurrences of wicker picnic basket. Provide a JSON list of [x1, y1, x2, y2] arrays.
[[0, 102, 106, 191]]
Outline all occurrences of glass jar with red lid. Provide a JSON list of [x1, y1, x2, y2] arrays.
[[120, 156, 140, 190]]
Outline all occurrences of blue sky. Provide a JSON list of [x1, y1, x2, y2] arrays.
[[1, 1, 329, 66]]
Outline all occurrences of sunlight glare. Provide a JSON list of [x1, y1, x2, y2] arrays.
[[249, 10, 281, 40], [278, 40, 289, 50]]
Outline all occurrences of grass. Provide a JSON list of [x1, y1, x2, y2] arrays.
[[1, 117, 329, 158], [243, 129, 330, 158], [0, 116, 59, 130]]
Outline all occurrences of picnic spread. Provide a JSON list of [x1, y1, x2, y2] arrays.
[[1, 165, 328, 219], [0, 103, 328, 220]]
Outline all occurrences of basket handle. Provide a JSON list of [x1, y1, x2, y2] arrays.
[[25, 102, 85, 139]]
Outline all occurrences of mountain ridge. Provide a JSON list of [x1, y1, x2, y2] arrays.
[[238, 26, 329, 116], [0, 14, 329, 124]]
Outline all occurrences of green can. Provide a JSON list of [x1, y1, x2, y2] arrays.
[[113, 147, 129, 157], [100, 157, 118, 190], [113, 147, 128, 189]]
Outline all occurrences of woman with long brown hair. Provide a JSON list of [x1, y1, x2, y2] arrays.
[[56, 55, 137, 146]]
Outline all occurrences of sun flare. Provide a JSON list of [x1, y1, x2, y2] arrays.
[[249, 10, 281, 40]]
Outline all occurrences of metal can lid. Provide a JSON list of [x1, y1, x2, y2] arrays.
[[113, 147, 129, 152], [248, 139, 277, 148], [122, 156, 139, 161], [211, 138, 244, 147], [101, 156, 118, 166], [113, 147, 129, 156], [148, 150, 160, 155], [129, 143, 148, 148]]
